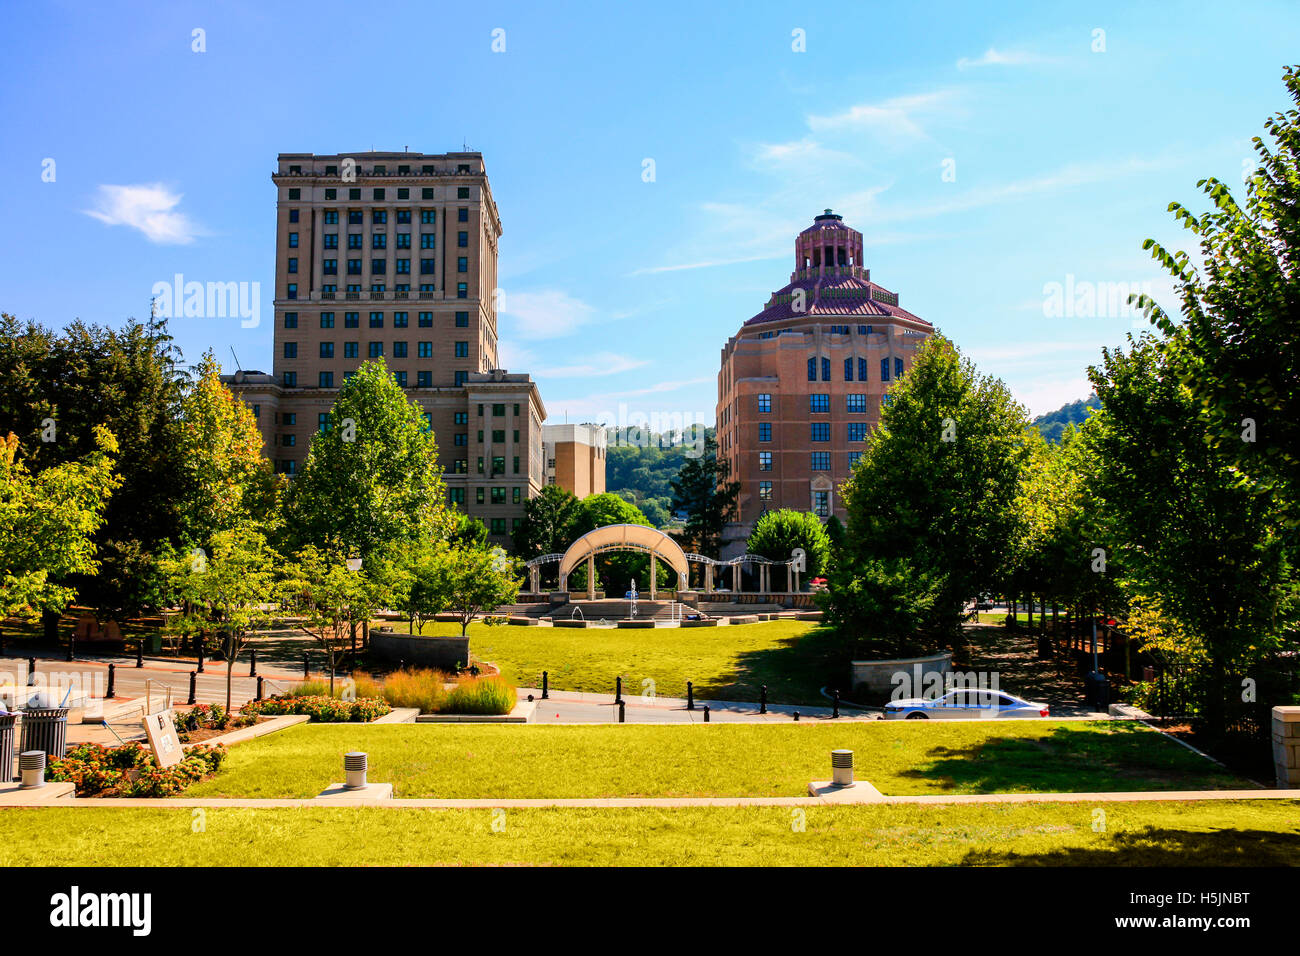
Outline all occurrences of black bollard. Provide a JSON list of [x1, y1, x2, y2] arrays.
[[66, 631, 75, 662], [256, 676, 264, 701], [686, 681, 695, 711], [188, 670, 197, 705], [303, 653, 309, 679], [760, 685, 768, 715], [249, 648, 257, 677], [196, 636, 205, 673], [136, 636, 144, 668], [106, 664, 116, 699], [615, 676, 622, 704], [542, 671, 549, 700], [618, 699, 625, 723], [703, 705, 710, 723], [793, 711, 800, 721], [832, 689, 840, 719], [27, 657, 36, 686]]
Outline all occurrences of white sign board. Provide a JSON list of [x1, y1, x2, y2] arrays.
[[142, 709, 183, 768]]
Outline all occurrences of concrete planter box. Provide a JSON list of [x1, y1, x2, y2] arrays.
[[851, 652, 953, 697], [794, 610, 824, 621], [371, 632, 470, 671], [508, 616, 540, 626], [728, 615, 759, 625], [414, 700, 536, 724], [617, 619, 655, 629], [553, 619, 588, 628], [680, 619, 718, 627]]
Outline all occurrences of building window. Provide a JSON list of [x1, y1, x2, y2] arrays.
[[393, 311, 408, 327], [881, 358, 891, 382], [251, 404, 260, 419], [458, 207, 469, 222], [455, 311, 469, 327], [392, 341, 408, 358], [348, 234, 363, 250], [456, 283, 467, 298], [810, 394, 829, 413], [811, 452, 831, 471], [373, 192, 386, 205], [318, 412, 331, 431], [344, 342, 359, 358], [458, 231, 468, 248], [418, 312, 433, 327], [848, 423, 868, 442], [322, 258, 338, 275], [417, 371, 432, 387], [455, 341, 469, 358], [759, 481, 772, 500], [758, 422, 771, 442], [421, 209, 435, 224], [513, 487, 522, 505], [813, 490, 830, 517], [449, 488, 465, 505], [368, 342, 383, 358], [394, 371, 407, 387], [397, 209, 411, 224], [491, 487, 507, 504], [283, 312, 298, 329], [283, 342, 297, 359], [454, 411, 468, 425], [371, 258, 386, 275], [457, 257, 468, 273], [319, 371, 333, 388], [454, 433, 468, 446], [288, 232, 298, 248], [369, 312, 384, 328], [323, 234, 338, 249], [844, 357, 853, 381], [757, 393, 771, 413], [492, 429, 505, 443], [372, 233, 387, 250], [807, 357, 817, 381], [858, 357, 869, 382], [347, 259, 362, 275], [348, 208, 362, 223], [895, 356, 904, 379], [288, 188, 300, 200], [455, 370, 468, 386], [847, 394, 867, 413], [821, 357, 830, 381], [849, 452, 862, 469], [396, 233, 411, 249], [811, 422, 830, 442], [458, 187, 470, 199], [320, 342, 334, 358], [324, 210, 338, 224], [286, 283, 297, 299], [476, 486, 485, 504], [418, 342, 433, 358], [319, 312, 335, 329], [490, 518, 506, 536], [758, 451, 772, 471], [282, 434, 296, 447], [345, 312, 359, 328], [420, 258, 436, 274]]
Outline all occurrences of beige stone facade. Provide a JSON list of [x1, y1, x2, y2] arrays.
[[225, 151, 549, 549]]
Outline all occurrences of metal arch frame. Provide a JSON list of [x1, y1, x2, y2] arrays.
[[557, 524, 691, 596], [524, 553, 566, 569]]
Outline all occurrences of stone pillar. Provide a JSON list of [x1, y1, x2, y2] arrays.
[[704, 564, 713, 595], [529, 566, 539, 594], [1273, 706, 1300, 789], [649, 554, 657, 601], [587, 555, 595, 601]]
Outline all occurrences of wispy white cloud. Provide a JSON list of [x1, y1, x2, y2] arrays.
[[499, 289, 598, 340], [807, 89, 959, 141], [545, 376, 715, 421], [84, 184, 204, 244], [630, 251, 786, 276], [956, 47, 1054, 70], [534, 352, 650, 378]]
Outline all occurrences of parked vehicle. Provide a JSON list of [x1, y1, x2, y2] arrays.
[[882, 689, 1049, 719]]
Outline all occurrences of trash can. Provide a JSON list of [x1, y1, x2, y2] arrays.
[[19, 707, 68, 760], [0, 712, 16, 783], [1085, 671, 1109, 710]]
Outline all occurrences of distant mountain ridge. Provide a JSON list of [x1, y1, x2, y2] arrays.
[[1034, 395, 1100, 443]]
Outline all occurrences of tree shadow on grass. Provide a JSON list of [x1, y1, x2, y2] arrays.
[[960, 827, 1300, 866], [895, 722, 1246, 793], [695, 626, 853, 706]]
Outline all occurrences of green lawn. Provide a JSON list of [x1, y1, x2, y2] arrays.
[[2, 801, 1295, 866], [183, 720, 1250, 799], [399, 619, 846, 704]]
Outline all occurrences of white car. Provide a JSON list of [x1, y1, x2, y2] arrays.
[[882, 689, 1049, 719]]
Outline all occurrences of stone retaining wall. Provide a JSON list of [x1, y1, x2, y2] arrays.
[[1273, 705, 1300, 789], [371, 632, 470, 671]]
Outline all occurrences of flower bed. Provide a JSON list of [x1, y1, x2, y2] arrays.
[[46, 742, 227, 797], [244, 694, 390, 723], [174, 703, 259, 742]]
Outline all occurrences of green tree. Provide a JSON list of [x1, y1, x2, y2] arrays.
[[165, 526, 281, 712], [746, 509, 830, 590], [176, 353, 280, 548], [1082, 336, 1296, 735], [514, 484, 581, 588], [283, 545, 380, 696], [827, 335, 1031, 652], [1134, 66, 1300, 528], [570, 492, 668, 593], [0, 428, 120, 620], [669, 433, 738, 558], [430, 545, 522, 639], [284, 360, 454, 559]]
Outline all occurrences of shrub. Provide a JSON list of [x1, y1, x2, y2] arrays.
[[47, 742, 227, 797], [443, 675, 516, 715], [244, 694, 390, 722], [381, 668, 450, 713]]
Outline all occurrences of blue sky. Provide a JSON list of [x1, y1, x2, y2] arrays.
[[2, 0, 1295, 421]]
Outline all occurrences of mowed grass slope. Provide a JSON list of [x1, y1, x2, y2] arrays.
[[183, 720, 1250, 799], [401, 619, 844, 704], [2, 802, 1296, 866]]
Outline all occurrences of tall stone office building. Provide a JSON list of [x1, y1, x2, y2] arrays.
[[715, 210, 934, 556], [225, 151, 546, 549]]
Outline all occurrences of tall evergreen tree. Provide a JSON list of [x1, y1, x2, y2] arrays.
[[669, 433, 738, 558]]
